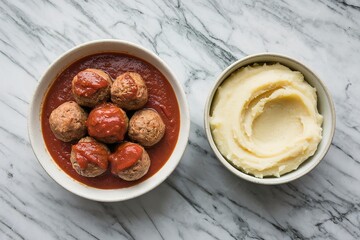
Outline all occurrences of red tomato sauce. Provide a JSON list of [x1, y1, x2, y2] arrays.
[[41, 53, 180, 189]]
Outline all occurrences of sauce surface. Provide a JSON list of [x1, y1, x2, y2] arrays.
[[42, 53, 180, 189]]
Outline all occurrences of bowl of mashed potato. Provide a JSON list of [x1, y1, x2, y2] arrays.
[[204, 53, 335, 184]]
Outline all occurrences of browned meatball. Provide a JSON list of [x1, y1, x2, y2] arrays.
[[72, 68, 112, 108], [49, 101, 87, 142], [109, 142, 150, 181], [111, 72, 148, 110], [128, 108, 165, 147], [86, 103, 128, 144], [70, 137, 110, 177]]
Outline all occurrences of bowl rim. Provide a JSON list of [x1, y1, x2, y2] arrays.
[[204, 52, 336, 185], [28, 39, 190, 201]]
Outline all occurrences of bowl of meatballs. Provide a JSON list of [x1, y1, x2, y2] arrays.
[[28, 39, 190, 201]]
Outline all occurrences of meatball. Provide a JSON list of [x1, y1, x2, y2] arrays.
[[49, 101, 87, 142], [70, 137, 110, 177], [86, 103, 128, 144], [72, 68, 112, 108], [109, 142, 150, 181], [111, 72, 148, 110], [128, 108, 165, 147]]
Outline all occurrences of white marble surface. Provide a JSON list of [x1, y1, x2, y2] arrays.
[[0, 0, 360, 239]]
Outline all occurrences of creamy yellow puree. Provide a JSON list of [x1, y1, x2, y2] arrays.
[[210, 63, 323, 178]]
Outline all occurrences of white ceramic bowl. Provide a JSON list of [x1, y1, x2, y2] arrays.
[[28, 39, 190, 201], [204, 53, 335, 185]]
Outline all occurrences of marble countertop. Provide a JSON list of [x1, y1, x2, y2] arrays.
[[1, 0, 360, 239]]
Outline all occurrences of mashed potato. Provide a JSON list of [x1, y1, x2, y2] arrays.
[[210, 63, 323, 178]]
